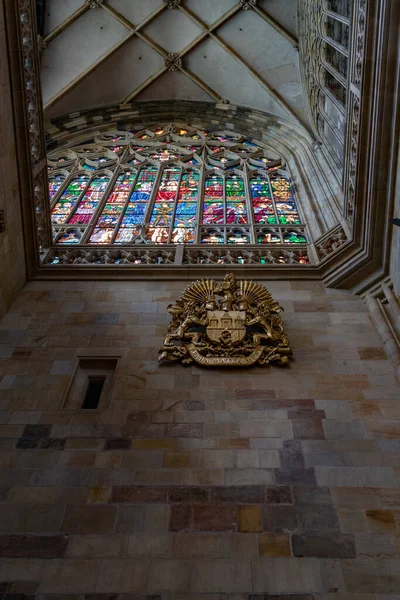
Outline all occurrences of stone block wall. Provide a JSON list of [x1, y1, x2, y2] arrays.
[[0, 279, 399, 598], [0, 0, 26, 318]]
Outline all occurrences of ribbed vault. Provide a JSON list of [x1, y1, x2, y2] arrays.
[[40, 0, 308, 130]]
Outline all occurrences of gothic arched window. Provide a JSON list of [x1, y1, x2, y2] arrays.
[[48, 125, 307, 247]]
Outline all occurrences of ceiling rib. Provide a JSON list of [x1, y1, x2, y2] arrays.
[[43, 2, 165, 111], [42, 3, 89, 46], [123, 68, 169, 103], [42, 0, 303, 127], [179, 5, 301, 124], [253, 5, 298, 47], [120, 3, 244, 106]]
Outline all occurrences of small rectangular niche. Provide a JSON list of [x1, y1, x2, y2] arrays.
[[64, 358, 118, 410]]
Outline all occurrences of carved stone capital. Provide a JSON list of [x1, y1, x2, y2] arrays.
[[85, 0, 104, 8], [163, 0, 182, 8], [165, 53, 182, 72], [240, 0, 256, 9]]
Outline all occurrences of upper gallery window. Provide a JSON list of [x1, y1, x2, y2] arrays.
[[47, 125, 307, 247]]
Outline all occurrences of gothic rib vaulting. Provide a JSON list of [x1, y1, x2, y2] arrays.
[[37, 0, 357, 274]]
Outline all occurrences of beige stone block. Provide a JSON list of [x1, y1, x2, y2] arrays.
[[171, 533, 223, 558], [223, 532, 258, 557], [125, 534, 170, 557], [67, 534, 124, 558], [87, 486, 112, 504], [0, 558, 44, 582], [238, 506, 262, 532], [39, 559, 100, 593], [149, 559, 191, 593], [146, 505, 169, 532], [252, 557, 323, 594], [190, 559, 251, 593], [203, 450, 235, 469], [259, 533, 292, 557], [95, 558, 149, 593], [6, 486, 60, 504], [236, 450, 260, 468]]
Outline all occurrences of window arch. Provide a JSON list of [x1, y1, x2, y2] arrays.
[[48, 124, 307, 247]]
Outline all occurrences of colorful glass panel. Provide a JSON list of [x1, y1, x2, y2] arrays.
[[148, 166, 180, 243], [172, 170, 200, 244], [141, 149, 180, 162], [257, 231, 281, 244], [225, 174, 247, 224], [250, 175, 277, 225], [47, 127, 307, 248], [51, 175, 90, 225], [49, 174, 66, 202], [203, 174, 224, 224], [56, 231, 82, 245], [114, 166, 158, 243], [227, 231, 250, 244], [283, 231, 307, 244], [201, 231, 224, 244], [271, 175, 301, 225], [89, 171, 137, 244], [67, 176, 109, 226]]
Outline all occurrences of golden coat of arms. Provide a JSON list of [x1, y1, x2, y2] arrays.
[[159, 274, 292, 367]]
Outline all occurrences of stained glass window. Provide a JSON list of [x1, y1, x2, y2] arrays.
[[47, 125, 306, 247]]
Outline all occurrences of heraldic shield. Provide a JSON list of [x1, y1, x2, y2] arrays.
[[159, 273, 292, 367]]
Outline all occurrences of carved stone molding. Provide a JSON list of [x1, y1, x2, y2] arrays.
[[353, 0, 367, 87], [17, 0, 51, 251], [314, 225, 349, 261], [42, 245, 310, 267], [364, 280, 400, 381], [165, 53, 182, 72]]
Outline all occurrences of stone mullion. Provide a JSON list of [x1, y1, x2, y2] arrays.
[[168, 165, 183, 244], [80, 168, 120, 245], [269, 173, 283, 244], [143, 162, 163, 232], [223, 172, 228, 244], [52, 171, 91, 237], [48, 170, 72, 212], [243, 163, 256, 244], [109, 168, 142, 245], [195, 163, 206, 244]]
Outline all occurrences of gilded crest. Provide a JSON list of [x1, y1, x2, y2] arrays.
[[159, 274, 292, 367]]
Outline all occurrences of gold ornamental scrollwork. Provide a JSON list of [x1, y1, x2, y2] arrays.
[[159, 274, 292, 367]]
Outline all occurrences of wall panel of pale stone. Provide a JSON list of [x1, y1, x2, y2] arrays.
[[0, 279, 399, 598]]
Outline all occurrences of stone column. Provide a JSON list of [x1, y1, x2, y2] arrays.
[[366, 293, 400, 381], [383, 285, 400, 336], [0, 0, 26, 318]]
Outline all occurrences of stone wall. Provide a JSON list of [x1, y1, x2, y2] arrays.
[[391, 140, 400, 296], [0, 0, 26, 318], [0, 279, 400, 598]]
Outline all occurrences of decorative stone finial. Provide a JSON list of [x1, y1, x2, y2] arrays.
[[240, 0, 256, 9], [85, 0, 104, 8], [165, 53, 183, 72], [163, 0, 182, 8]]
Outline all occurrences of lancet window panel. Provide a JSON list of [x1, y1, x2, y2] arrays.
[[301, 1, 352, 169], [47, 125, 307, 247]]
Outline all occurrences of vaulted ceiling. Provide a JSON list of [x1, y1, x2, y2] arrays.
[[41, 0, 308, 129]]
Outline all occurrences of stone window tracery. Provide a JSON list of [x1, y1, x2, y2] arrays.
[[48, 124, 307, 247], [300, 0, 352, 168]]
